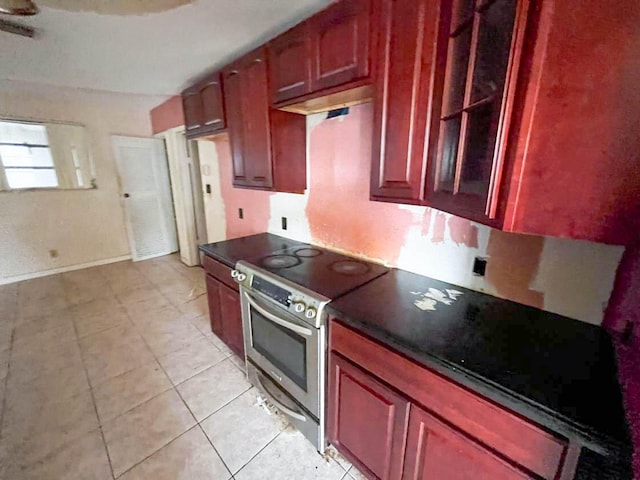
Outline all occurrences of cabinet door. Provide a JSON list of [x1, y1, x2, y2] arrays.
[[310, 0, 371, 92], [404, 405, 535, 480], [426, 0, 530, 224], [219, 284, 244, 357], [205, 273, 223, 337], [370, 0, 448, 203], [238, 50, 273, 189], [200, 74, 226, 132], [328, 353, 409, 480], [222, 66, 249, 186], [182, 91, 203, 133], [269, 23, 312, 104]]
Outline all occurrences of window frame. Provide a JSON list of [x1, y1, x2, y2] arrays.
[[0, 117, 95, 192]]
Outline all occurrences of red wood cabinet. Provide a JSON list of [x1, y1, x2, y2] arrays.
[[203, 255, 244, 357], [404, 405, 535, 480], [182, 72, 226, 139], [267, 0, 374, 108], [218, 283, 244, 357], [370, 0, 448, 203], [370, 0, 640, 245], [269, 23, 312, 104], [309, 0, 372, 92], [328, 353, 409, 480], [222, 48, 307, 193], [329, 319, 576, 480]]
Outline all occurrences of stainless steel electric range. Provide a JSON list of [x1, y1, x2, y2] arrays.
[[231, 245, 389, 451]]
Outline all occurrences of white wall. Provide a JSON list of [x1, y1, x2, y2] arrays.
[[0, 80, 167, 282]]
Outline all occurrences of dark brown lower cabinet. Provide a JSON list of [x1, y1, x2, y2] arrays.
[[203, 255, 244, 357], [328, 319, 578, 480], [404, 405, 535, 480], [218, 283, 244, 357], [328, 354, 409, 480]]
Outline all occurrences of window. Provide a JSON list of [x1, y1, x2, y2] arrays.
[[0, 119, 95, 191], [436, 0, 518, 198], [0, 121, 58, 189]]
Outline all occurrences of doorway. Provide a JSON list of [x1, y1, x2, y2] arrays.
[[161, 128, 208, 266]]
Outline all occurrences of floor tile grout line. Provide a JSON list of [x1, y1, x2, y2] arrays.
[[108, 276, 211, 477], [231, 430, 284, 478], [196, 423, 235, 479], [75, 270, 118, 480], [113, 423, 201, 479]]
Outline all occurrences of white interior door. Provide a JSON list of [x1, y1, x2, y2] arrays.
[[112, 135, 178, 261]]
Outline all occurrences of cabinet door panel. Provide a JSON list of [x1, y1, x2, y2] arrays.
[[239, 53, 273, 188], [201, 75, 225, 131], [370, 0, 448, 202], [183, 92, 203, 132], [222, 68, 248, 185], [219, 284, 244, 357], [311, 0, 371, 92], [205, 274, 223, 337], [404, 405, 535, 480], [328, 353, 408, 480], [269, 24, 312, 103]]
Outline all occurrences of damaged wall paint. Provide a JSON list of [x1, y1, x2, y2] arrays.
[[200, 103, 623, 325]]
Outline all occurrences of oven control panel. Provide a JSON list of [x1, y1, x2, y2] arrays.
[[251, 276, 291, 308]]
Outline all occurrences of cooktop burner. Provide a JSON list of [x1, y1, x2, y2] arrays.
[[261, 254, 301, 269], [254, 244, 389, 299], [293, 247, 323, 258], [330, 260, 371, 276]]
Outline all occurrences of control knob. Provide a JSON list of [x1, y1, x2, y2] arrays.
[[305, 307, 317, 319], [230, 270, 239, 278], [236, 273, 247, 282], [293, 302, 306, 313]]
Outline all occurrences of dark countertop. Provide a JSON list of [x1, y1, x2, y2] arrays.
[[327, 268, 632, 458], [199, 233, 305, 268]]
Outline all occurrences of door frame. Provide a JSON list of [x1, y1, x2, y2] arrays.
[[156, 126, 206, 266]]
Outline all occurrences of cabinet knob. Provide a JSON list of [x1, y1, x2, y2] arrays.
[[123, 193, 130, 198]]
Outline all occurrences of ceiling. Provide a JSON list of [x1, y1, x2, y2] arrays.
[[0, 0, 332, 96]]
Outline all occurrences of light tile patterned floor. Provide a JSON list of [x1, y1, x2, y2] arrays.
[[0, 254, 363, 479]]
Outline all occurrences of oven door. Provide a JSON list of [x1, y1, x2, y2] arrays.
[[241, 286, 322, 419]]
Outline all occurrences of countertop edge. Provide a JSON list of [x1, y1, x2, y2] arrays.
[[327, 305, 632, 459]]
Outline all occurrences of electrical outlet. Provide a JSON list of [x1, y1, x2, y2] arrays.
[[473, 257, 487, 276], [281, 217, 288, 230], [238, 208, 243, 219]]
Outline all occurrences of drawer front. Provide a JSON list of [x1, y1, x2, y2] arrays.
[[330, 320, 568, 480], [202, 254, 238, 291]]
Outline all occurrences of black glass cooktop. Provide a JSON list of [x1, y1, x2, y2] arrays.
[[256, 245, 389, 299]]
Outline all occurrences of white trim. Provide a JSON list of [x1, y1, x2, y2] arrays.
[[0, 255, 132, 285]]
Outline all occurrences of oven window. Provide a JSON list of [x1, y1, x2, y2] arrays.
[[250, 310, 307, 391]]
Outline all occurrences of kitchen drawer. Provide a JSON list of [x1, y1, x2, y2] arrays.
[[330, 320, 569, 480], [202, 254, 238, 291]]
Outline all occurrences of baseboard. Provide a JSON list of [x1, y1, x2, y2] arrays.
[[0, 255, 132, 286]]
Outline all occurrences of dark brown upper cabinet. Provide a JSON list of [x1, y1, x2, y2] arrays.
[[372, 0, 640, 245], [222, 47, 307, 193], [181, 72, 226, 139], [426, 0, 526, 224], [269, 22, 313, 104], [370, 0, 448, 203], [268, 0, 375, 114], [309, 0, 372, 92]]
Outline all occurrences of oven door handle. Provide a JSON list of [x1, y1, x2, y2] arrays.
[[256, 373, 307, 423], [244, 292, 313, 337]]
